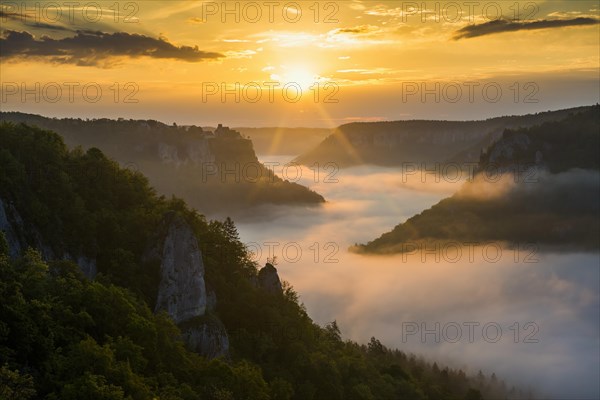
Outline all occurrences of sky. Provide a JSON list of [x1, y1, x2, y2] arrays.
[[1, 0, 599, 126]]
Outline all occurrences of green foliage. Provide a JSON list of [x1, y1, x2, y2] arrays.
[[0, 232, 8, 257], [357, 107, 600, 254], [479, 105, 600, 172], [0, 364, 36, 400], [0, 122, 525, 399], [0, 113, 325, 215]]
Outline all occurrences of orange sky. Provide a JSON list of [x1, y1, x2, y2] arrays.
[[1, 0, 599, 126]]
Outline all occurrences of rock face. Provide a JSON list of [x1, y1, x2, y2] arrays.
[[0, 197, 96, 279], [206, 283, 217, 312], [258, 263, 283, 295], [0, 198, 23, 259], [145, 212, 229, 358], [148, 214, 207, 324], [181, 316, 229, 359], [75, 256, 97, 280]]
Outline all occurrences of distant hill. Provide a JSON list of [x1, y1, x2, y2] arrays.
[[0, 113, 324, 215], [235, 127, 332, 156], [295, 106, 593, 168], [354, 106, 600, 254]]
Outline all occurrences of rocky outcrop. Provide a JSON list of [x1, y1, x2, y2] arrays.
[[75, 255, 97, 280], [180, 315, 229, 359], [144, 212, 229, 358], [0, 198, 23, 259], [206, 283, 217, 312], [145, 213, 207, 324], [258, 263, 283, 295], [0, 198, 96, 279]]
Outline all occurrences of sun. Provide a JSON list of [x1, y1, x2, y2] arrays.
[[285, 68, 318, 90], [271, 65, 320, 91]]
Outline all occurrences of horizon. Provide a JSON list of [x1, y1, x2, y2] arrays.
[[2, 103, 596, 129], [1, 1, 599, 126]]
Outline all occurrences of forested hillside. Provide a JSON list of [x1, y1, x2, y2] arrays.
[[355, 107, 600, 254], [0, 122, 526, 399], [0, 113, 324, 216], [294, 106, 592, 168]]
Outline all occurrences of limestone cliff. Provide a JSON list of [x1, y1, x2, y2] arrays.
[[145, 213, 207, 323], [0, 198, 23, 259], [180, 315, 229, 359], [0, 197, 97, 279], [144, 212, 229, 358]]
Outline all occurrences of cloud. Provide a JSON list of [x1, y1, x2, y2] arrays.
[[187, 17, 204, 24], [335, 24, 381, 35], [0, 29, 224, 66], [453, 17, 600, 40]]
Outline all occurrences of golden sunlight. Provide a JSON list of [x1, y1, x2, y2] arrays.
[[271, 65, 320, 90]]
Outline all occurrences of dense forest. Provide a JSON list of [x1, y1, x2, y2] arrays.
[[0, 122, 530, 399], [0, 113, 324, 216], [355, 107, 600, 254], [294, 106, 592, 168]]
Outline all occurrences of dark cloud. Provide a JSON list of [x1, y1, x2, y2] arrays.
[[453, 17, 599, 40], [0, 29, 224, 66]]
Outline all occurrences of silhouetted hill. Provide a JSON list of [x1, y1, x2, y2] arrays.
[[354, 107, 600, 254], [295, 106, 593, 167], [0, 113, 324, 215]]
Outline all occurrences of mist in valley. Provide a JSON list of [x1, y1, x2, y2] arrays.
[[233, 159, 600, 399]]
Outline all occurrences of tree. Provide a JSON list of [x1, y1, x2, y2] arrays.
[[0, 365, 36, 400], [223, 217, 240, 242], [325, 320, 341, 341], [367, 337, 384, 356], [0, 232, 8, 257], [266, 255, 278, 266], [465, 388, 483, 400]]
